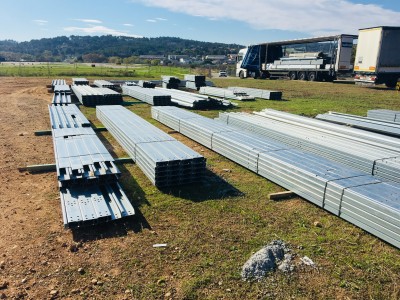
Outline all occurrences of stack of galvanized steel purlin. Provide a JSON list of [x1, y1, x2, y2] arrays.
[[93, 80, 119, 90], [51, 79, 67, 90], [162, 76, 181, 89], [227, 87, 282, 100], [155, 87, 232, 109], [138, 80, 156, 88], [151, 106, 400, 249], [217, 110, 400, 183], [316, 111, 400, 137], [199, 86, 255, 101], [122, 85, 171, 106], [48, 103, 135, 228], [184, 74, 206, 90], [72, 78, 89, 85], [97, 105, 206, 187], [71, 85, 123, 106], [51, 79, 72, 105], [368, 109, 400, 123]]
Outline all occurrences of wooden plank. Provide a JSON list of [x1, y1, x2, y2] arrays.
[[268, 191, 296, 201]]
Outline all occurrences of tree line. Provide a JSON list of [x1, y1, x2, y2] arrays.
[[0, 35, 243, 62]]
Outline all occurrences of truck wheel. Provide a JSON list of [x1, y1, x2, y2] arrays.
[[239, 71, 245, 79], [385, 80, 398, 88], [308, 72, 317, 81], [289, 72, 297, 80], [299, 72, 307, 81]]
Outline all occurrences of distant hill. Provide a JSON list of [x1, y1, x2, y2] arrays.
[[0, 35, 243, 62]]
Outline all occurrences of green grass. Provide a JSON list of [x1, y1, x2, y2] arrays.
[[0, 62, 205, 79], [71, 77, 400, 299]]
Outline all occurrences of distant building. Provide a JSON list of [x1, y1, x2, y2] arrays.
[[168, 55, 189, 61], [204, 55, 227, 61], [139, 55, 165, 60]]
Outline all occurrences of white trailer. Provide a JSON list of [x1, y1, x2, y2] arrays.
[[354, 26, 400, 87]]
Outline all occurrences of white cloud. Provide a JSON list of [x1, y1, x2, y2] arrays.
[[74, 19, 102, 24], [63, 25, 142, 37], [33, 20, 48, 26], [131, 0, 400, 36], [123, 23, 134, 27], [146, 19, 157, 22], [155, 17, 168, 21]]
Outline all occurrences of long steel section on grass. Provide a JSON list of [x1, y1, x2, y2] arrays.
[[227, 86, 282, 100], [71, 85, 123, 106], [316, 111, 400, 137], [152, 106, 400, 248], [122, 85, 171, 106], [52, 92, 72, 105], [368, 109, 400, 123], [93, 80, 118, 89], [216, 111, 400, 183], [49, 104, 134, 228], [96, 105, 206, 187], [72, 78, 89, 85], [199, 86, 255, 101], [155, 87, 231, 109]]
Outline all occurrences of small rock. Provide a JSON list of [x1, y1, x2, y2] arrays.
[[301, 256, 316, 267], [103, 273, 109, 278], [49, 290, 58, 295], [222, 168, 231, 173], [313, 221, 322, 228], [97, 281, 103, 286], [71, 289, 80, 294], [69, 244, 78, 253], [91, 279, 98, 285], [0, 293, 6, 299], [21, 278, 27, 284], [125, 289, 132, 294], [78, 268, 85, 275], [157, 279, 166, 285], [218, 281, 223, 286], [165, 292, 171, 297], [226, 289, 232, 292], [0, 281, 8, 289], [0, 261, 4, 269]]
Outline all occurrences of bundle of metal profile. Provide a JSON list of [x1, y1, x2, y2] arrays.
[[53, 84, 70, 93], [151, 106, 400, 248], [199, 86, 255, 101], [162, 76, 181, 89], [96, 105, 206, 187], [52, 92, 72, 105], [49, 104, 91, 129], [122, 85, 171, 106], [184, 74, 206, 90], [93, 80, 118, 89], [367, 109, 400, 123], [60, 181, 135, 229], [316, 111, 400, 138], [254, 109, 400, 151], [72, 78, 89, 85], [155, 87, 232, 109], [217, 112, 400, 183], [71, 85, 123, 106], [51, 79, 66, 89], [138, 80, 156, 88], [227, 86, 282, 100]]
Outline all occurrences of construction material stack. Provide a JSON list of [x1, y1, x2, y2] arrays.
[[162, 76, 180, 89], [48, 103, 135, 228], [199, 86, 255, 101], [122, 85, 171, 106], [138, 80, 156, 88], [367, 109, 400, 123], [227, 87, 282, 100], [93, 80, 119, 90], [71, 85, 123, 106], [97, 105, 206, 187], [152, 106, 400, 249], [184, 74, 206, 90], [51, 79, 72, 105], [72, 78, 89, 85]]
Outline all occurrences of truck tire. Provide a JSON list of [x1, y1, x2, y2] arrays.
[[308, 72, 317, 81], [385, 80, 398, 88], [239, 71, 245, 79], [289, 72, 297, 80], [299, 72, 307, 81]]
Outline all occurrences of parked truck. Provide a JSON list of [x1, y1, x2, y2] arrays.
[[237, 34, 356, 81], [354, 26, 400, 88]]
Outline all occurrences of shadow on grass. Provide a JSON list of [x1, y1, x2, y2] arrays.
[[159, 169, 243, 202]]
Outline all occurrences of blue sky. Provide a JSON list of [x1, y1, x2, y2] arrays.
[[0, 0, 399, 45]]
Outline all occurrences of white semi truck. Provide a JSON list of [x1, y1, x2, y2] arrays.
[[237, 34, 356, 81], [354, 26, 400, 88]]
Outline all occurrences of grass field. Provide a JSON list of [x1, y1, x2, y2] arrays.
[[74, 78, 400, 299], [0, 62, 205, 78]]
